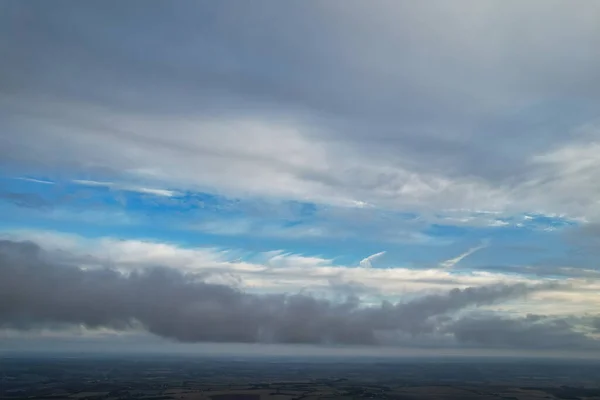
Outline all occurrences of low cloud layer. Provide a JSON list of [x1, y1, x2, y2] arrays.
[[448, 314, 600, 350], [1, 239, 597, 350]]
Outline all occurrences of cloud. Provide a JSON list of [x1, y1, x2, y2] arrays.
[[72, 179, 177, 197], [439, 242, 488, 269], [2, 2, 600, 355], [4, 228, 598, 317], [481, 264, 600, 280], [359, 251, 386, 268], [592, 317, 600, 333], [0, 229, 553, 297], [2, 1, 600, 221], [16, 177, 55, 185], [1, 238, 587, 348], [447, 314, 600, 350]]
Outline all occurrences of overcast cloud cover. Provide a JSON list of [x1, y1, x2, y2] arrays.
[[1, 0, 599, 354]]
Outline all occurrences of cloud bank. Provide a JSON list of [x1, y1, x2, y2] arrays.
[[2, 1, 600, 220], [1, 239, 597, 350]]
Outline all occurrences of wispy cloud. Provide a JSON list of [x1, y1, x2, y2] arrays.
[[439, 242, 489, 269], [72, 179, 177, 197], [16, 177, 55, 185], [359, 251, 386, 269]]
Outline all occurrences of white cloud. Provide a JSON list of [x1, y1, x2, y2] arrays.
[[8, 98, 600, 224], [526, 130, 600, 220], [439, 242, 489, 269], [16, 177, 55, 185], [72, 179, 177, 197], [359, 251, 386, 268]]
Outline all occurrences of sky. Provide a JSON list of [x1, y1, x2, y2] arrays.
[[1, 0, 600, 356]]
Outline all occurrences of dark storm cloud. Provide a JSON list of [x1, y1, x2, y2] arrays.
[[0, 239, 580, 348]]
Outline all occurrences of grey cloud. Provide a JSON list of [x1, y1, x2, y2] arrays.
[[447, 314, 600, 350], [360, 283, 563, 336], [0, 239, 576, 348], [2, 1, 600, 216], [327, 278, 379, 298]]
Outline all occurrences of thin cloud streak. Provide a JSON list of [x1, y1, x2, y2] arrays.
[[359, 251, 386, 269], [440, 242, 489, 269], [16, 177, 55, 185], [72, 179, 177, 197]]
